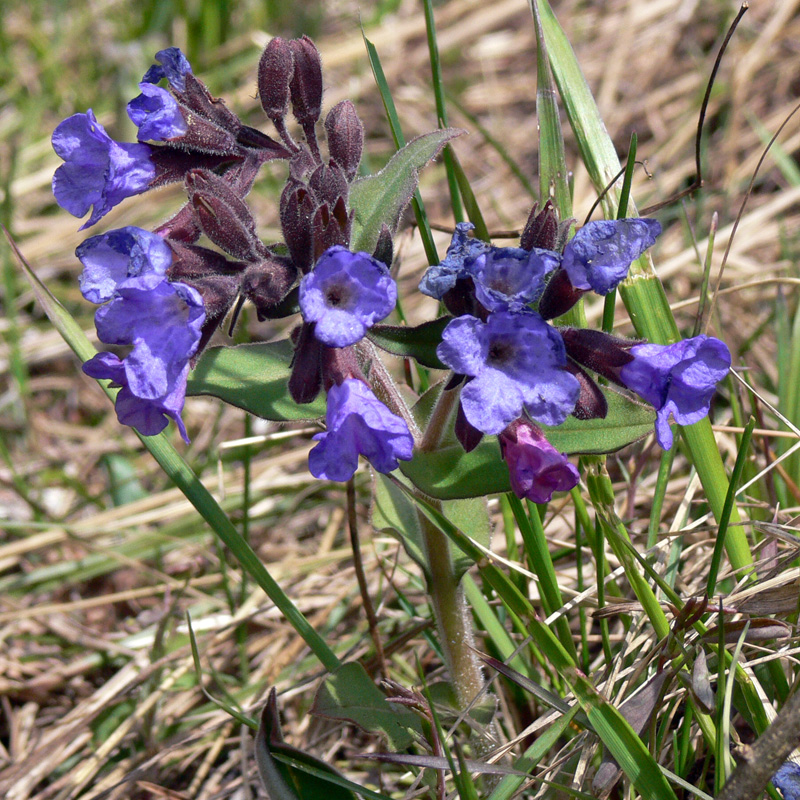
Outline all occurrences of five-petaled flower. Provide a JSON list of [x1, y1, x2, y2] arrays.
[[308, 379, 414, 481], [437, 311, 580, 435], [299, 246, 397, 347]]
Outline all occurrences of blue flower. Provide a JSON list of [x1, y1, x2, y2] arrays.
[[419, 222, 490, 299], [83, 351, 192, 441], [83, 273, 205, 442], [299, 246, 396, 347], [76, 227, 173, 304], [468, 246, 560, 311], [142, 47, 193, 93], [309, 379, 414, 481], [773, 761, 800, 800], [52, 111, 155, 229], [437, 311, 580, 435], [499, 419, 579, 503], [561, 218, 661, 294], [127, 83, 187, 142], [619, 335, 731, 449]]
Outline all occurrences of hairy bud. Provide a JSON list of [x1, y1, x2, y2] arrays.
[[325, 100, 363, 181], [521, 200, 559, 251], [288, 36, 323, 126], [242, 257, 299, 320], [186, 169, 268, 262], [258, 37, 294, 122]]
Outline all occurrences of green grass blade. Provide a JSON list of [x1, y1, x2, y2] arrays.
[[534, 1, 753, 575], [362, 33, 439, 265]]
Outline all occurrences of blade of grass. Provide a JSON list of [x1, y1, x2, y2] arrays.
[[362, 34, 439, 266], [534, 0, 753, 576]]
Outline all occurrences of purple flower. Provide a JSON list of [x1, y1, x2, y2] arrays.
[[499, 419, 579, 503], [309, 379, 414, 481], [76, 227, 173, 303], [127, 83, 188, 142], [84, 273, 205, 441], [52, 111, 155, 229], [468, 246, 560, 311], [773, 761, 800, 800], [142, 47, 193, 93], [437, 311, 580, 435], [619, 335, 731, 449], [419, 222, 490, 299], [83, 351, 192, 441], [562, 218, 661, 294], [299, 246, 396, 347]]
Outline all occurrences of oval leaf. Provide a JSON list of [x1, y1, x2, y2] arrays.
[[312, 662, 422, 750], [186, 339, 326, 421], [349, 128, 464, 253], [367, 316, 451, 369]]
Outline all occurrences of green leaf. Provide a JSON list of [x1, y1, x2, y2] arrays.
[[371, 471, 490, 581], [349, 128, 464, 254], [256, 689, 357, 800], [186, 340, 326, 421], [312, 662, 422, 750], [367, 317, 451, 369], [401, 387, 655, 500]]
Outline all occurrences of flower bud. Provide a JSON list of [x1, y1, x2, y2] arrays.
[[521, 200, 558, 251], [566, 361, 608, 420], [242, 257, 299, 320], [289, 36, 323, 127], [185, 169, 267, 262], [280, 182, 316, 272], [258, 37, 294, 123], [325, 100, 363, 181], [537, 266, 585, 320], [289, 321, 324, 404]]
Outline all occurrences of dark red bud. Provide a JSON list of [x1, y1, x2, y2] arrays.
[[521, 200, 559, 251], [309, 162, 349, 208], [566, 361, 608, 420], [537, 267, 585, 320], [560, 327, 637, 384], [311, 201, 348, 260], [280, 182, 315, 272], [325, 100, 363, 182], [372, 224, 393, 268], [167, 241, 246, 281], [181, 73, 242, 132], [258, 37, 294, 122], [242, 258, 299, 320], [455, 402, 484, 452], [288, 36, 323, 127], [289, 322, 323, 404], [186, 169, 268, 262]]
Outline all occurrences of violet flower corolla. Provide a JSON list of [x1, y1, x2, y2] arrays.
[[77, 228, 205, 442], [52, 111, 155, 229], [773, 761, 800, 800], [308, 379, 414, 481], [437, 311, 579, 436], [299, 246, 396, 347], [499, 419, 579, 503], [560, 217, 662, 294], [77, 227, 172, 303], [619, 335, 731, 449]]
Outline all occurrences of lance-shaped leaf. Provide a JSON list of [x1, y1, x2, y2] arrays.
[[400, 382, 655, 500], [186, 339, 326, 420], [256, 689, 356, 800], [367, 317, 451, 369], [349, 128, 464, 253], [312, 662, 422, 750]]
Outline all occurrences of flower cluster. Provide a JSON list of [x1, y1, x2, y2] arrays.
[[420, 205, 730, 502], [55, 40, 413, 479], [53, 39, 731, 494]]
